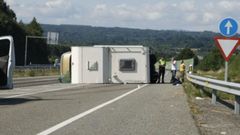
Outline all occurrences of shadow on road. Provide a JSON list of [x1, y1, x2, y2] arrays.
[[0, 97, 69, 105], [0, 98, 42, 105]]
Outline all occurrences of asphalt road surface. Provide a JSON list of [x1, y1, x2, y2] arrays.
[[0, 83, 199, 135], [13, 76, 59, 88]]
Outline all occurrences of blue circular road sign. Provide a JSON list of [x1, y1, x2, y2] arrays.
[[219, 18, 238, 37]]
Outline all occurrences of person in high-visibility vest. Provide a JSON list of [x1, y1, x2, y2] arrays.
[[179, 60, 185, 82], [157, 57, 166, 83]]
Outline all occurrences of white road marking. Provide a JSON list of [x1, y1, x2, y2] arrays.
[[37, 84, 149, 135], [3, 84, 90, 99]]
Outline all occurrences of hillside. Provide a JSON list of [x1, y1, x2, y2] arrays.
[[41, 24, 219, 56]]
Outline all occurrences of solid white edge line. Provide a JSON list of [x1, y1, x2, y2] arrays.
[[37, 84, 148, 135], [4, 84, 90, 99]]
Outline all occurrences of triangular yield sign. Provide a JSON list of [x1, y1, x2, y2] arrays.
[[214, 37, 240, 61]]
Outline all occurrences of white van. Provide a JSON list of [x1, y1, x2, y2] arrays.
[[0, 36, 15, 89]]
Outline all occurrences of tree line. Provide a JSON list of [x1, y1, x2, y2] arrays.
[[41, 24, 220, 57]]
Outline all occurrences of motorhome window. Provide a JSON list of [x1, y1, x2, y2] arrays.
[[88, 61, 98, 71], [119, 59, 136, 71]]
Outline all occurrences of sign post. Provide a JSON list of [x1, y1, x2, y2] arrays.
[[225, 61, 228, 82], [216, 17, 239, 81]]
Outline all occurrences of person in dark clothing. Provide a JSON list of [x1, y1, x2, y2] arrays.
[[172, 72, 182, 86]]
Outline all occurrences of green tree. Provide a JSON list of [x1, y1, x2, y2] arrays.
[[25, 17, 49, 64], [0, 1, 51, 65], [0, 0, 26, 65], [176, 48, 195, 60], [47, 45, 70, 64], [175, 48, 199, 65], [0, 0, 16, 20], [26, 17, 43, 36], [197, 47, 224, 71]]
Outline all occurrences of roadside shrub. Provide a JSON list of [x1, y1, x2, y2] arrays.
[[197, 47, 224, 71], [27, 70, 35, 77], [59, 72, 71, 83]]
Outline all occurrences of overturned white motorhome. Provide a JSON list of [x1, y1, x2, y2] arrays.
[[71, 45, 150, 84]]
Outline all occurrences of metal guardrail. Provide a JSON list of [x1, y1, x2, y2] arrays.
[[187, 73, 240, 114]]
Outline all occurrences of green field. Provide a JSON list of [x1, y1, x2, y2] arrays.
[[14, 69, 60, 78]]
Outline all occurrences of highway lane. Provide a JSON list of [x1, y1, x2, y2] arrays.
[[0, 83, 199, 135], [13, 76, 59, 88]]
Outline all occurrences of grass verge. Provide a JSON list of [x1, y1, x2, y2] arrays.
[[14, 69, 60, 77], [182, 80, 202, 115]]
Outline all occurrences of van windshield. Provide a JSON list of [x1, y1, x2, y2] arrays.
[[0, 39, 10, 85], [0, 40, 10, 57]]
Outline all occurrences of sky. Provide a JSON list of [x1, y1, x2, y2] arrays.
[[4, 0, 240, 32]]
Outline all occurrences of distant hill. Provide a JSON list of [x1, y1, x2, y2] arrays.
[[41, 24, 219, 56]]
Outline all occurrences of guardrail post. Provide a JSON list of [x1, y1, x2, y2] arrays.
[[235, 96, 240, 115], [199, 86, 204, 97], [212, 89, 217, 105]]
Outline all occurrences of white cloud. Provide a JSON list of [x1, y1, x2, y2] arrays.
[[92, 2, 166, 22], [5, 0, 14, 5], [179, 1, 195, 12], [42, 0, 74, 15], [202, 12, 215, 23], [95, 4, 107, 11], [185, 13, 198, 22], [46, 0, 66, 8], [171, 3, 177, 8], [5, 0, 24, 8], [218, 1, 233, 10], [146, 12, 161, 20], [217, 0, 240, 13], [143, 2, 167, 20]]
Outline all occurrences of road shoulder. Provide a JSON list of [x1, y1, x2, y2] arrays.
[[190, 97, 240, 135]]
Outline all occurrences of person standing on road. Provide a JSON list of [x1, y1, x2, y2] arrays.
[[157, 57, 166, 83], [179, 60, 185, 83], [170, 58, 177, 83]]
